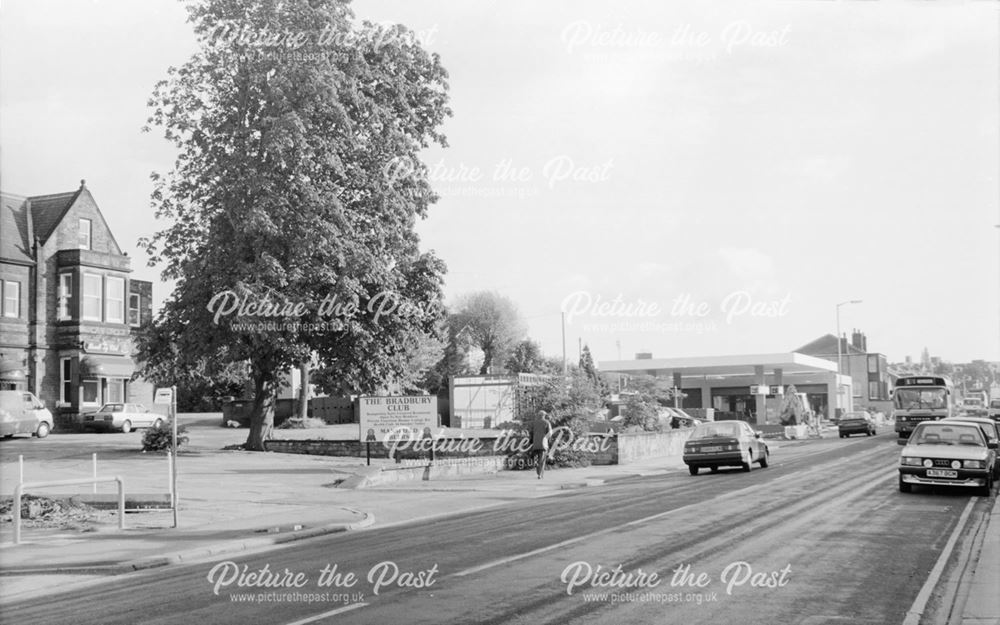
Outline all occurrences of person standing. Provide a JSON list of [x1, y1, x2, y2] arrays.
[[530, 410, 553, 479]]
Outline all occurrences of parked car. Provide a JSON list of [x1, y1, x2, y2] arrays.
[[0, 390, 53, 439], [838, 411, 876, 438], [898, 421, 996, 496], [941, 416, 1000, 478], [82, 403, 163, 433], [988, 399, 1000, 423], [683, 420, 769, 475]]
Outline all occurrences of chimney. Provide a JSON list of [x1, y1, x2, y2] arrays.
[[636, 352, 652, 360], [851, 329, 864, 351]]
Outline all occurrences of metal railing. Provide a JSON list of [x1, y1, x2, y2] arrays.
[[13, 476, 125, 544]]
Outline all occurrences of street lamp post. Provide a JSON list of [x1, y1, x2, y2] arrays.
[[835, 299, 863, 420]]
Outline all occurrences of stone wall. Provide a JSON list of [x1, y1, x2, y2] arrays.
[[615, 430, 692, 465]]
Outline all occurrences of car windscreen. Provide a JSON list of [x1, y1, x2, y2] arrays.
[[911, 425, 985, 446], [690, 422, 741, 439], [100, 404, 125, 412]]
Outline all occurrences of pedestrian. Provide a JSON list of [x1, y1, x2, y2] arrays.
[[530, 410, 553, 479]]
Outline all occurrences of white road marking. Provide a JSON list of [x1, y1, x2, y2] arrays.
[[283, 602, 368, 625], [901, 497, 977, 625]]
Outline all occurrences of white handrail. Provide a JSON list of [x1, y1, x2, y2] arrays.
[[13, 476, 125, 544]]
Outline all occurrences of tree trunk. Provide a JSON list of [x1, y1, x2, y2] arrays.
[[298, 361, 309, 419], [245, 375, 275, 451]]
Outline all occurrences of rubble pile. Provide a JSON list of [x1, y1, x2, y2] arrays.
[[0, 495, 99, 529]]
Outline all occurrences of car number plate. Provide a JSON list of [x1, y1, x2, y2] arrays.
[[700, 446, 722, 452], [926, 469, 958, 478]]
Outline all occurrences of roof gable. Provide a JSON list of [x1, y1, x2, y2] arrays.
[[795, 333, 865, 356], [29, 182, 123, 254], [29, 189, 82, 244]]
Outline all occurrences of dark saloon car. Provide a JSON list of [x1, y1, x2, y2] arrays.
[[683, 420, 769, 475], [838, 411, 876, 438], [898, 421, 996, 496]]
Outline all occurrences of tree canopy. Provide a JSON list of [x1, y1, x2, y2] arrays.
[[138, 0, 451, 449]]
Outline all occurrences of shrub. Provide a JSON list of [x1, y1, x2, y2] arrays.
[[142, 422, 189, 452]]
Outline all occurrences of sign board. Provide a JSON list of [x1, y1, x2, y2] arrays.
[[359, 396, 438, 443], [770, 385, 784, 395], [154, 387, 174, 405], [750, 385, 765, 395]]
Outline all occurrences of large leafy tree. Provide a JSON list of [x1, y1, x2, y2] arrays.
[[139, 0, 451, 450], [449, 291, 527, 375]]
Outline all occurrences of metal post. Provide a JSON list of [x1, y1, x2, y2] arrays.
[[18, 454, 23, 485], [167, 451, 173, 505], [561, 312, 567, 375], [92, 453, 97, 494], [171, 385, 178, 528]]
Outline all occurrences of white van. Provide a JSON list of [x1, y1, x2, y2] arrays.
[[0, 390, 53, 438]]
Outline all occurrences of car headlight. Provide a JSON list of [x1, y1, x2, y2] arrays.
[[923, 459, 934, 468], [951, 460, 962, 470], [901, 457, 922, 466], [963, 460, 985, 469]]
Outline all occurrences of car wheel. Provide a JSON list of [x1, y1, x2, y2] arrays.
[[710, 466, 719, 473], [899, 477, 912, 493], [121, 420, 132, 434], [978, 475, 993, 497], [152, 418, 163, 429], [839, 434, 845, 439], [35, 422, 50, 439], [759, 450, 769, 468], [741, 453, 752, 472], [688, 465, 699, 476]]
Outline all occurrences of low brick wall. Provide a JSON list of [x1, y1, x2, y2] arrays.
[[616, 430, 692, 465], [265, 431, 683, 467]]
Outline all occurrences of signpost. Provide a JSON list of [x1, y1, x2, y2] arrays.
[[359, 396, 438, 465], [154, 387, 177, 527]]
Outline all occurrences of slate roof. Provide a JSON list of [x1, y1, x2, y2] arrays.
[[0, 192, 34, 264], [28, 188, 83, 244]]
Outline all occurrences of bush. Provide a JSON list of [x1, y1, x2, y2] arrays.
[[141, 422, 189, 452]]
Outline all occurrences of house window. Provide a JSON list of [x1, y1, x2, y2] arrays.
[[58, 273, 74, 320], [128, 293, 141, 326], [82, 274, 102, 321], [81, 379, 100, 405], [867, 354, 878, 374], [79, 218, 92, 250], [107, 379, 124, 403], [105, 277, 125, 324], [61, 358, 72, 404], [2, 281, 19, 318], [869, 381, 882, 400]]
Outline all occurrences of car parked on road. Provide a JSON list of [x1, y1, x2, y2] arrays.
[[683, 420, 769, 475], [941, 416, 1000, 479], [838, 411, 876, 438], [898, 421, 996, 496], [0, 390, 53, 439], [82, 403, 163, 433]]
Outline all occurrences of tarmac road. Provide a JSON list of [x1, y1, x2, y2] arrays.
[[1, 433, 992, 625]]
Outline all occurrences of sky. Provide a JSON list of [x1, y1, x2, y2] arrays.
[[1, 0, 998, 366]]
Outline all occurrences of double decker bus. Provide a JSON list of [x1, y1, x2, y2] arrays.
[[892, 375, 955, 442]]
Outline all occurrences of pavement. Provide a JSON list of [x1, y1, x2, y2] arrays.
[[0, 422, 996, 625]]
